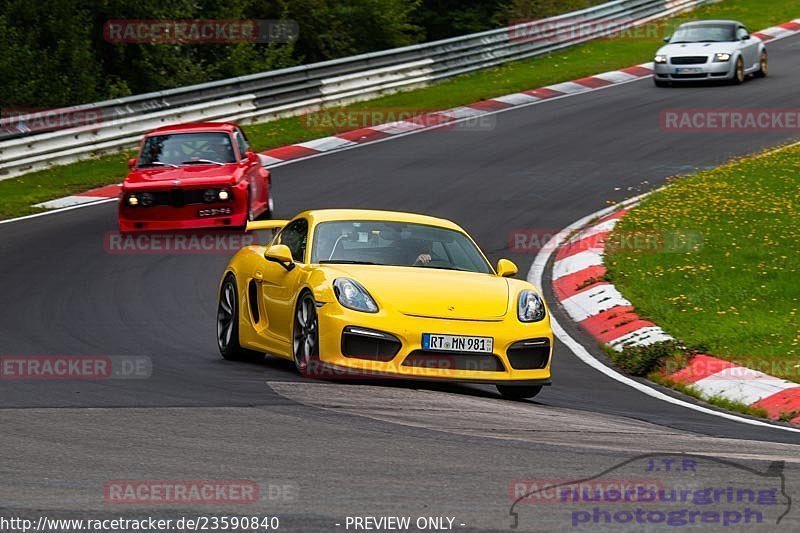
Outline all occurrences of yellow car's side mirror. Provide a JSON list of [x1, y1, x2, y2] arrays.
[[496, 258, 518, 278], [265, 244, 295, 271]]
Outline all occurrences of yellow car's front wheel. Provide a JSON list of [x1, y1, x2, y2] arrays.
[[292, 292, 319, 376], [218, 274, 261, 362]]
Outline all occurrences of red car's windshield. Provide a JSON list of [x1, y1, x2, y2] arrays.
[[138, 132, 237, 167]]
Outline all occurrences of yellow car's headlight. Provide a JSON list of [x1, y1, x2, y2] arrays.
[[333, 278, 378, 313], [518, 290, 546, 322]]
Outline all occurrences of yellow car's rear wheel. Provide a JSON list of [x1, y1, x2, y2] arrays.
[[293, 292, 319, 375], [496, 384, 542, 400]]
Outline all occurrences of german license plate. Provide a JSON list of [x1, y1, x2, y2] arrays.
[[675, 68, 701, 74], [422, 334, 493, 353], [198, 207, 232, 217]]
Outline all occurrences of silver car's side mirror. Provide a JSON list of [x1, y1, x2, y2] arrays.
[[663, 35, 670, 43]]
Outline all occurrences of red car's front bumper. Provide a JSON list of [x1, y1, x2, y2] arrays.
[[118, 183, 248, 233]]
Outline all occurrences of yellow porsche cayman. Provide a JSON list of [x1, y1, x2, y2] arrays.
[[217, 209, 553, 399]]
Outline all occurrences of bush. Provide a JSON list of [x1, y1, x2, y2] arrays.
[[606, 341, 685, 376]]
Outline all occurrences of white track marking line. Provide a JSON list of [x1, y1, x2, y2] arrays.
[[0, 197, 117, 225], [297, 136, 356, 151], [560, 283, 630, 322], [528, 195, 800, 433], [574, 217, 620, 240], [34, 195, 109, 209], [446, 106, 488, 119], [607, 326, 674, 351], [593, 71, 639, 83], [258, 154, 285, 166], [492, 93, 540, 105], [546, 81, 591, 94], [692, 369, 800, 405], [371, 120, 427, 134], [552, 249, 604, 280]]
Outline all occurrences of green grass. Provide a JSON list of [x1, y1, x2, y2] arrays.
[[603, 340, 687, 376], [2, 0, 798, 220], [0, 151, 134, 220], [606, 144, 800, 382]]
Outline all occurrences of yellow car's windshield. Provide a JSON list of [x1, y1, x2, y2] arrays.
[[311, 220, 491, 274]]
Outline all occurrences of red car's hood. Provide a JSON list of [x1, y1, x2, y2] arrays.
[[124, 164, 240, 187]]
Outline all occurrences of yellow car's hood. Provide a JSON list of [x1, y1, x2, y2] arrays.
[[321, 265, 510, 320]]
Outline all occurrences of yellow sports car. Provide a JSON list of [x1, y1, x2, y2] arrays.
[[217, 209, 553, 399]]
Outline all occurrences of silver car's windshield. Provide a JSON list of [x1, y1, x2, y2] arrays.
[[311, 220, 492, 274], [670, 24, 736, 43]]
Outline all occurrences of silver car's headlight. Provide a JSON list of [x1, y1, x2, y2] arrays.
[[518, 290, 546, 323], [654, 55, 668, 64], [333, 278, 378, 313], [714, 52, 732, 62]]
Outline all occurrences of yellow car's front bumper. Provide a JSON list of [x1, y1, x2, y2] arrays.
[[313, 303, 553, 384]]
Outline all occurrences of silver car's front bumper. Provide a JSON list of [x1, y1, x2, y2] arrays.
[[653, 61, 734, 81]]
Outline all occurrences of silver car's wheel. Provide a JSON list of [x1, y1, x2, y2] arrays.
[[293, 292, 319, 375], [732, 57, 745, 84], [755, 50, 768, 78]]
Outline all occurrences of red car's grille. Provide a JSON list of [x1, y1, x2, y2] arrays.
[[145, 189, 217, 207]]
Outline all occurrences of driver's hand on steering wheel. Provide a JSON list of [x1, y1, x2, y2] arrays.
[[414, 253, 432, 266]]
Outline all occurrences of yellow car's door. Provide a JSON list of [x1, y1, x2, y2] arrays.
[[259, 218, 309, 352]]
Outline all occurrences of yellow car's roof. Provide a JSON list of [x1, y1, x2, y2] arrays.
[[299, 209, 464, 232]]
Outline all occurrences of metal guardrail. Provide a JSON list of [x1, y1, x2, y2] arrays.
[[0, 0, 712, 180]]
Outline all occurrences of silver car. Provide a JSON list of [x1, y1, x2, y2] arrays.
[[653, 20, 767, 86]]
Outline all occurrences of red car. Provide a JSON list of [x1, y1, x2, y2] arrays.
[[118, 122, 272, 232]]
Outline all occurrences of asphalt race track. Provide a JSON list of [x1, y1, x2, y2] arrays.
[[1, 34, 800, 531]]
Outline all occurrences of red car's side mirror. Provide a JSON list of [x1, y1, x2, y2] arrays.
[[246, 151, 259, 164], [127, 158, 137, 170]]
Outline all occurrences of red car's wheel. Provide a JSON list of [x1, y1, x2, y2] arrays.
[[246, 191, 254, 223], [264, 180, 274, 219]]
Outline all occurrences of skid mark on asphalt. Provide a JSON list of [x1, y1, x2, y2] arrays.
[[266, 381, 800, 461]]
